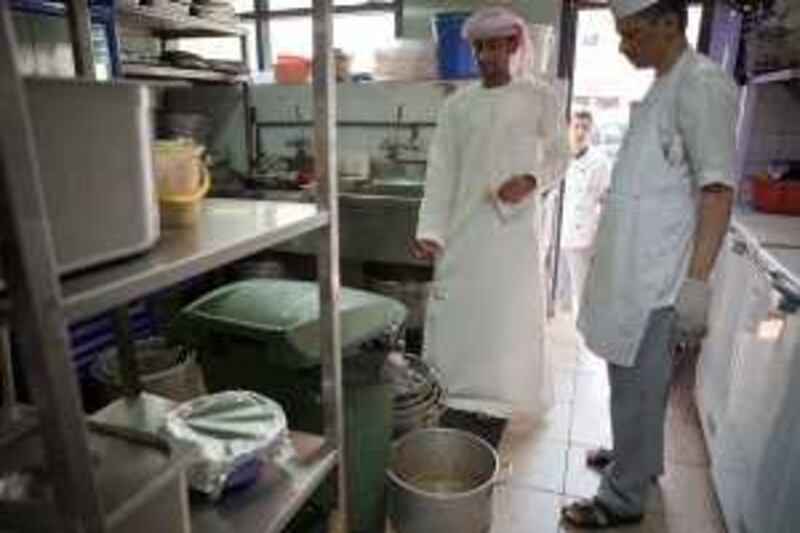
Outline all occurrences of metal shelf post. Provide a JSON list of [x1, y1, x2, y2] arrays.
[[0, 4, 103, 530], [312, 0, 347, 527], [66, 0, 97, 79]]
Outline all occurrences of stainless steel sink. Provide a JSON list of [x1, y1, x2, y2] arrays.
[[355, 180, 424, 199], [343, 179, 424, 199], [267, 180, 427, 265]]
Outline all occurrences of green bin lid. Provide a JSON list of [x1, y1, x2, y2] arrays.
[[182, 279, 407, 360]]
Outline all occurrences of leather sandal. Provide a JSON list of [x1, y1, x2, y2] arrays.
[[561, 498, 643, 529]]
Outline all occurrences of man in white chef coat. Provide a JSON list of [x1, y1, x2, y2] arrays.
[[561, 0, 739, 527], [561, 110, 611, 318], [414, 5, 569, 445]]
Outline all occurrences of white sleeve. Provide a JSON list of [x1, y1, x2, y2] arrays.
[[678, 68, 740, 190], [528, 83, 570, 193], [591, 154, 612, 200], [416, 103, 458, 246], [489, 83, 570, 221]]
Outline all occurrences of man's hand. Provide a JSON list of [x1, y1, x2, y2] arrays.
[[412, 238, 443, 260], [674, 278, 711, 345], [497, 175, 537, 205]]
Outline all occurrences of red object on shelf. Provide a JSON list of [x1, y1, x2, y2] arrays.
[[750, 175, 800, 215], [296, 170, 315, 187], [274, 55, 311, 85]]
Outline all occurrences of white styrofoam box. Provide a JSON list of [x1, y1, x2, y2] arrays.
[[750, 84, 800, 136], [742, 83, 800, 177], [774, 133, 800, 161], [746, 132, 784, 162]]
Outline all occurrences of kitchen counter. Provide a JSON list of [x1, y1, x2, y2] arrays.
[[698, 208, 800, 533], [244, 186, 427, 266], [732, 206, 800, 249], [731, 205, 800, 291], [767, 248, 800, 277]]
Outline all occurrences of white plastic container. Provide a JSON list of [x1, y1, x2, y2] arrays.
[[26, 78, 160, 274], [374, 40, 436, 81]]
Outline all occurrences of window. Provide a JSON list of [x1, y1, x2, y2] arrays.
[[247, 0, 401, 74], [173, 0, 401, 75], [572, 5, 705, 159]]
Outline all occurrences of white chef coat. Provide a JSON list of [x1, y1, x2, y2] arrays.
[[561, 147, 611, 250], [417, 79, 570, 418], [578, 49, 740, 367]]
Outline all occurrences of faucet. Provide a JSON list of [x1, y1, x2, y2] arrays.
[[379, 105, 426, 167]]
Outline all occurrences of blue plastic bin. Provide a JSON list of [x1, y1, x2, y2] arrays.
[[432, 12, 478, 79]]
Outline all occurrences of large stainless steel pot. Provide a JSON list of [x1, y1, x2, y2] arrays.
[[387, 428, 498, 533]]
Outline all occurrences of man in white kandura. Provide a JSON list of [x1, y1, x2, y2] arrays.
[[561, 0, 739, 527], [414, 5, 570, 445], [560, 110, 611, 318]]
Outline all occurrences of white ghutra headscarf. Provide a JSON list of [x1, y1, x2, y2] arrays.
[[461, 5, 538, 81]]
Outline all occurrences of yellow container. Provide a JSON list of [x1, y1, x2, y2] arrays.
[[153, 140, 205, 198], [159, 166, 211, 228]]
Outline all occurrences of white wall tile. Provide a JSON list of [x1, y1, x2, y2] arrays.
[[252, 81, 450, 165]]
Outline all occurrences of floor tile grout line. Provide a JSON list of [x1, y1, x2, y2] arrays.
[[502, 483, 568, 498], [562, 367, 581, 496]]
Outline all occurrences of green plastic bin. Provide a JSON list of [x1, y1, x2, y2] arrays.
[[178, 279, 407, 533]]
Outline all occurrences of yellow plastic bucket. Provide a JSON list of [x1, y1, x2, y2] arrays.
[[158, 165, 211, 228], [153, 140, 206, 198]]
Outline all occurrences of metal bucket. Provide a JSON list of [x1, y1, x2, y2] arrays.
[[92, 338, 206, 402], [387, 428, 498, 533]]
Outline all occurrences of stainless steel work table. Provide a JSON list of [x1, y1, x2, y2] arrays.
[[60, 198, 329, 322]]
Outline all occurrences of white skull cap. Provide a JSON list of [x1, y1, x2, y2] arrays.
[[461, 5, 524, 41], [610, 0, 660, 19]]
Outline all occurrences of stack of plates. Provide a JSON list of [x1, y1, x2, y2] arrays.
[[387, 353, 445, 437]]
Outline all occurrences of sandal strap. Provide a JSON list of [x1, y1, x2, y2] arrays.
[[563, 499, 612, 528], [562, 498, 642, 529]]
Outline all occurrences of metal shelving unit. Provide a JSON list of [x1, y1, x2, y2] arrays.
[[116, 3, 244, 38], [93, 393, 339, 533], [0, 0, 345, 530], [121, 62, 248, 84], [114, 3, 249, 85], [61, 199, 329, 323], [112, 2, 256, 169]]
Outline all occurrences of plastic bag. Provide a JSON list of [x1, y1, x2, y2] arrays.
[[164, 391, 289, 500]]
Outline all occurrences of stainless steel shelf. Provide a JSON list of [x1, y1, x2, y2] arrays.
[[62, 199, 328, 322], [749, 69, 800, 85], [91, 393, 338, 533], [116, 3, 244, 38], [0, 404, 196, 532], [122, 63, 247, 84]]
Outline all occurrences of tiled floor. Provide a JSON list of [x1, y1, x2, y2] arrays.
[[491, 313, 727, 533]]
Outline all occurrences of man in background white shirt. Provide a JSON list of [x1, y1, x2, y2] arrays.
[[560, 110, 611, 317]]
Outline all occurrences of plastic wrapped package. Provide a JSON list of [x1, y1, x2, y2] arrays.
[[164, 391, 289, 500]]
